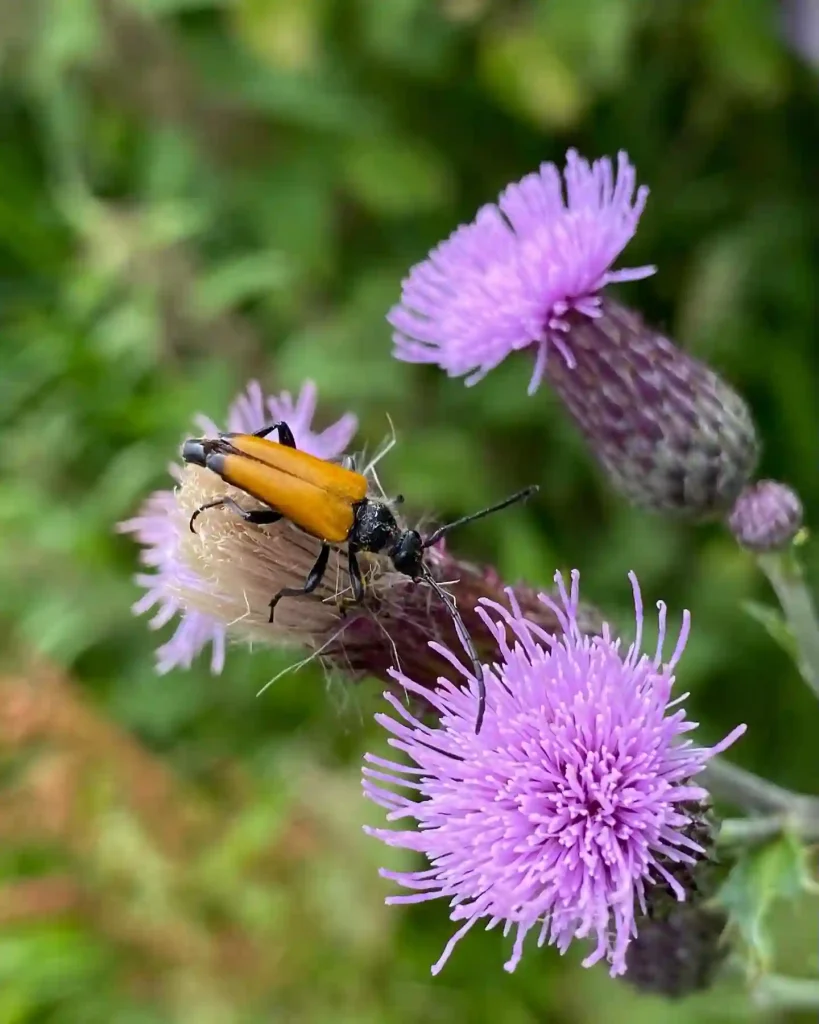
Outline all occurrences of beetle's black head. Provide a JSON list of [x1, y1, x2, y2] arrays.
[[388, 529, 424, 579], [182, 438, 208, 467]]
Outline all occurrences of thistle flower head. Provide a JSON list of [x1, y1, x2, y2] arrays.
[[389, 149, 654, 392], [728, 480, 804, 552], [118, 380, 357, 673], [389, 153, 758, 518], [363, 571, 745, 978]]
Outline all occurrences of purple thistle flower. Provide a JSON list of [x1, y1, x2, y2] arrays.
[[388, 151, 759, 519], [389, 149, 654, 393], [118, 381, 357, 674], [363, 571, 745, 978]]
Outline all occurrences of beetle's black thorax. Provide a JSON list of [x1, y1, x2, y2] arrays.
[[350, 499, 400, 554], [350, 499, 424, 579]]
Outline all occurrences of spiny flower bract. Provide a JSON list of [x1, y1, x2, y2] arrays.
[[389, 149, 654, 392], [363, 571, 745, 977], [118, 381, 357, 674]]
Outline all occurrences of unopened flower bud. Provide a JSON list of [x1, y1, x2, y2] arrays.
[[728, 480, 804, 552], [545, 299, 759, 519], [624, 905, 729, 998], [625, 801, 730, 996]]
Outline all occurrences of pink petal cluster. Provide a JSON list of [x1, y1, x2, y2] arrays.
[[118, 381, 357, 673], [389, 150, 654, 393], [363, 571, 745, 977]]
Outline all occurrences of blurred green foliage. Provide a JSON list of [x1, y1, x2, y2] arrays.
[[0, 0, 818, 1020]]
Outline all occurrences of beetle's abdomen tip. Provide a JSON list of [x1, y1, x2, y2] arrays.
[[182, 439, 208, 467]]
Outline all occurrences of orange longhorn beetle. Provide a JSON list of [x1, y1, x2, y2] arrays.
[[182, 420, 537, 732]]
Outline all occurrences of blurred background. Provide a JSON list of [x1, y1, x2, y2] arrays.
[[1, 0, 818, 1020]]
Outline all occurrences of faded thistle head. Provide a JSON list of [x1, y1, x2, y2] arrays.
[[118, 380, 358, 673]]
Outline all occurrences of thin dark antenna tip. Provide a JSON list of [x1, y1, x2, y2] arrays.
[[421, 567, 486, 734], [473, 692, 486, 735], [423, 485, 539, 550]]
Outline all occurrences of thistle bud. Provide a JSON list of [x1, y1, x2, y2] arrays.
[[625, 800, 730, 997], [624, 905, 729, 998], [545, 299, 759, 519], [641, 801, 721, 920], [728, 480, 804, 552]]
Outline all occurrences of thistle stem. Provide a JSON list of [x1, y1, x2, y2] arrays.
[[717, 805, 819, 847], [758, 547, 819, 702], [702, 757, 813, 814], [753, 974, 819, 1011]]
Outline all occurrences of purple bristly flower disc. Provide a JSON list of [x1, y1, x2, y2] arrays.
[[389, 150, 655, 393], [363, 571, 745, 977]]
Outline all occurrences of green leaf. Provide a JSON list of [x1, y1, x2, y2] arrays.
[[717, 832, 814, 975], [355, 0, 457, 78], [478, 21, 586, 128], [699, 0, 787, 101], [137, 0, 230, 11], [232, 0, 327, 72], [341, 135, 453, 216], [188, 37, 385, 135], [34, 0, 102, 76], [193, 250, 294, 318]]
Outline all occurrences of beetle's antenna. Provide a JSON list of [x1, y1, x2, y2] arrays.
[[422, 486, 538, 550], [420, 566, 486, 734]]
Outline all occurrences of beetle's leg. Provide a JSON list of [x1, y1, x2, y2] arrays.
[[253, 421, 296, 448], [347, 548, 365, 604], [190, 497, 282, 534], [268, 543, 331, 622]]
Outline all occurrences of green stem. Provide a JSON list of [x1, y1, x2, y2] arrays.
[[718, 796, 819, 847], [758, 548, 819, 702], [717, 815, 786, 846], [718, 812, 819, 847], [702, 757, 811, 814], [753, 974, 819, 1011]]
